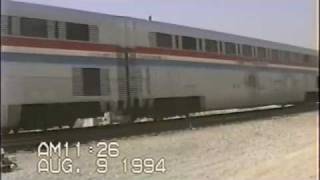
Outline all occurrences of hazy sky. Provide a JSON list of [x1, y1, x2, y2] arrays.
[[9, 0, 319, 50]]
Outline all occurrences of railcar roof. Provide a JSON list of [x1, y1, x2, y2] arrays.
[[2, 0, 318, 56]]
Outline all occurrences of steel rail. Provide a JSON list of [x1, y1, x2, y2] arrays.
[[1, 102, 318, 151]]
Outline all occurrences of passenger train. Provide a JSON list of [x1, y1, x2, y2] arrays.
[[1, 1, 319, 132]]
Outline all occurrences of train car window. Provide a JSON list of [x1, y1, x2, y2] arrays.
[[20, 17, 48, 38], [219, 41, 223, 54], [278, 51, 290, 63], [175, 35, 180, 49], [311, 56, 318, 65], [66, 22, 89, 41], [54, 21, 59, 38], [225, 42, 236, 56], [291, 53, 301, 64], [82, 68, 101, 96], [205, 39, 218, 53], [7, 16, 12, 34], [182, 36, 197, 50], [283, 51, 291, 62], [198, 39, 203, 51], [303, 55, 310, 64], [155, 32, 173, 48], [257, 47, 267, 59], [279, 51, 285, 61], [242, 44, 253, 57], [271, 49, 279, 61], [237, 44, 241, 55]]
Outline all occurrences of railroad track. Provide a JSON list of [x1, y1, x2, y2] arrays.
[[1, 102, 318, 151]]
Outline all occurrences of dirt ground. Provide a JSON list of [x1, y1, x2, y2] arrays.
[[2, 111, 318, 180]]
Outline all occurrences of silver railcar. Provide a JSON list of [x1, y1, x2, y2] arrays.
[[1, 1, 318, 131]]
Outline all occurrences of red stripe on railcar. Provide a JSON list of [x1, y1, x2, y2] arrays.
[[134, 47, 314, 68], [134, 46, 249, 63], [1, 36, 316, 68], [1, 36, 122, 52]]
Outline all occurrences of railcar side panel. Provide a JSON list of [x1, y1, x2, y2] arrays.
[[1, 53, 122, 128]]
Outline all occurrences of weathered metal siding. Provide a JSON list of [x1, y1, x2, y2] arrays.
[[3, 1, 317, 55], [1, 1, 318, 129], [2, 53, 121, 103], [132, 59, 317, 110], [1, 53, 121, 127]]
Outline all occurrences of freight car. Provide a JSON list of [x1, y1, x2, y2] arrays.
[[1, 1, 318, 133]]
